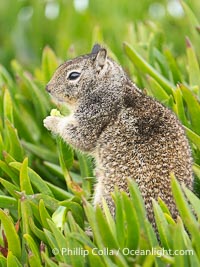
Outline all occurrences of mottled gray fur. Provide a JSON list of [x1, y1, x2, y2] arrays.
[[43, 44, 193, 224]]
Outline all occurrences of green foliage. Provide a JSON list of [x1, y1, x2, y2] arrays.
[[0, 1, 200, 266]]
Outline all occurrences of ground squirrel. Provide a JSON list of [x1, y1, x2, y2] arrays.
[[43, 44, 193, 224]]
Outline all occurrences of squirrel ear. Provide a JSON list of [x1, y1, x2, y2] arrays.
[[94, 48, 107, 70], [91, 44, 101, 54]]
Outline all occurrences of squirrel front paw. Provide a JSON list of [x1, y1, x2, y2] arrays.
[[43, 116, 61, 133]]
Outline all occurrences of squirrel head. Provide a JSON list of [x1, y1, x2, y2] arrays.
[[46, 44, 126, 106]]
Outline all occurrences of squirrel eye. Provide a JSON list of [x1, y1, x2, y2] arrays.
[[68, 71, 81, 80]]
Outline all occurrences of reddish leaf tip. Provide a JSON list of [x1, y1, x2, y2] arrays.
[[185, 36, 192, 48]]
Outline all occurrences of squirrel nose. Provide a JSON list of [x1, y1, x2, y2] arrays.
[[46, 84, 51, 93]]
